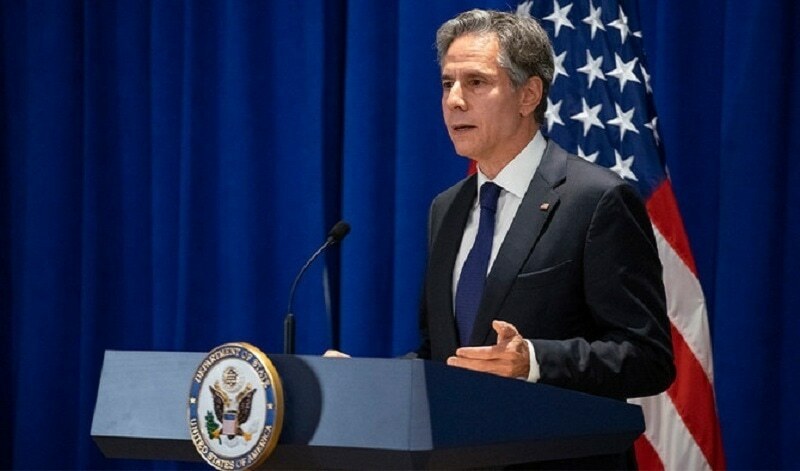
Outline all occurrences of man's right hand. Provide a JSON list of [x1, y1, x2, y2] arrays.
[[323, 349, 351, 358]]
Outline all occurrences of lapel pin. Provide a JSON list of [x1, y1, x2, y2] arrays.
[[539, 202, 550, 211]]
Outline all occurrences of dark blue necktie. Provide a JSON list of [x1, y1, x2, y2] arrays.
[[455, 181, 501, 346]]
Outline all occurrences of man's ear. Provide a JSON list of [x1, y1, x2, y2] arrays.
[[519, 76, 543, 118]]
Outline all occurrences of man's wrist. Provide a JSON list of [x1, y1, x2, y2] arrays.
[[525, 339, 541, 382]]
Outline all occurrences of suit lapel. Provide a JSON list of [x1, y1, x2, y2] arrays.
[[469, 140, 568, 345], [426, 175, 477, 355]]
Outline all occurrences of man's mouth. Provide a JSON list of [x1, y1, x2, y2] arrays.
[[452, 124, 476, 132]]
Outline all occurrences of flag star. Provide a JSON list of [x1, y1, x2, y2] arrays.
[[607, 103, 640, 141], [577, 145, 599, 163], [640, 63, 653, 94], [543, 0, 575, 37], [644, 116, 660, 144], [516, 0, 533, 17], [576, 49, 605, 88], [545, 97, 564, 132], [582, 1, 605, 40], [607, 53, 641, 92], [608, 6, 631, 44], [570, 98, 604, 136], [553, 50, 569, 83], [610, 150, 638, 181]]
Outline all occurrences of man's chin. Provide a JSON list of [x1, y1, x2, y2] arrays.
[[450, 149, 479, 172], [450, 143, 475, 159]]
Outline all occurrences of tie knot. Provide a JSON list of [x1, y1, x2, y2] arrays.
[[479, 182, 501, 212]]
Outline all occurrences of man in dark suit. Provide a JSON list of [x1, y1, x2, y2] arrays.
[[417, 7, 674, 415]]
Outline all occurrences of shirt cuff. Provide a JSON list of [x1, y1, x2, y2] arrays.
[[525, 339, 541, 383]]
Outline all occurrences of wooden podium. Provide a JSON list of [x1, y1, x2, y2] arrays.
[[91, 351, 644, 469]]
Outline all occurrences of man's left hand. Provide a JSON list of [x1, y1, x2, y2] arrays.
[[447, 320, 530, 378]]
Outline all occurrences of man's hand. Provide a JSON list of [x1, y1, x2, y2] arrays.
[[323, 349, 351, 358], [447, 320, 530, 378]]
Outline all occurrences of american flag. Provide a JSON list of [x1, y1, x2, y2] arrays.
[[515, 0, 726, 469]]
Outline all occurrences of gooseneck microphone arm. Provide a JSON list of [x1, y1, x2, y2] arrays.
[[284, 220, 350, 354], [283, 242, 330, 355]]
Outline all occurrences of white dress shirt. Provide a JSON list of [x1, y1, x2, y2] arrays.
[[452, 131, 546, 382]]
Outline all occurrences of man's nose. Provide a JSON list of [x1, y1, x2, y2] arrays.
[[446, 82, 467, 111]]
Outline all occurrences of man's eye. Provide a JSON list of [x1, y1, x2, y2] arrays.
[[469, 79, 484, 87], [442, 81, 454, 89]]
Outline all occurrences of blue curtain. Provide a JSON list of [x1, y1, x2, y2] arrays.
[[1, 1, 797, 469], [639, 1, 800, 468]]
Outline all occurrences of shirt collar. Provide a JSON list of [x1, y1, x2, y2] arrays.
[[476, 131, 546, 198]]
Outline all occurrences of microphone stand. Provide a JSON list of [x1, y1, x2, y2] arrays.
[[283, 240, 333, 355], [283, 220, 349, 355]]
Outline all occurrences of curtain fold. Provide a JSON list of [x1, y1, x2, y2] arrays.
[[713, 1, 799, 467]]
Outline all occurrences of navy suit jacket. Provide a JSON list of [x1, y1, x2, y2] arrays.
[[417, 139, 675, 400]]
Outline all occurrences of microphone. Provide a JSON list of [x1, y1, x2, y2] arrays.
[[284, 220, 350, 354]]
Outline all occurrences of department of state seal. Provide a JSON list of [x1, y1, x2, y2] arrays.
[[188, 342, 284, 470]]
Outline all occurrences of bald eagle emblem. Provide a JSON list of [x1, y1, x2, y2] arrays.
[[204, 366, 257, 443], [188, 342, 284, 470]]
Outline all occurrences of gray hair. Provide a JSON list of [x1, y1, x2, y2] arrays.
[[436, 9, 554, 124]]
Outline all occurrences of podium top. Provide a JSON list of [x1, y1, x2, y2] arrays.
[[92, 351, 644, 468]]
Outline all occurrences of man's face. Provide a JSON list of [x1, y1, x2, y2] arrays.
[[441, 34, 533, 164]]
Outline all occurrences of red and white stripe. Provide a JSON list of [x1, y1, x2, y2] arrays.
[[631, 180, 726, 470]]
